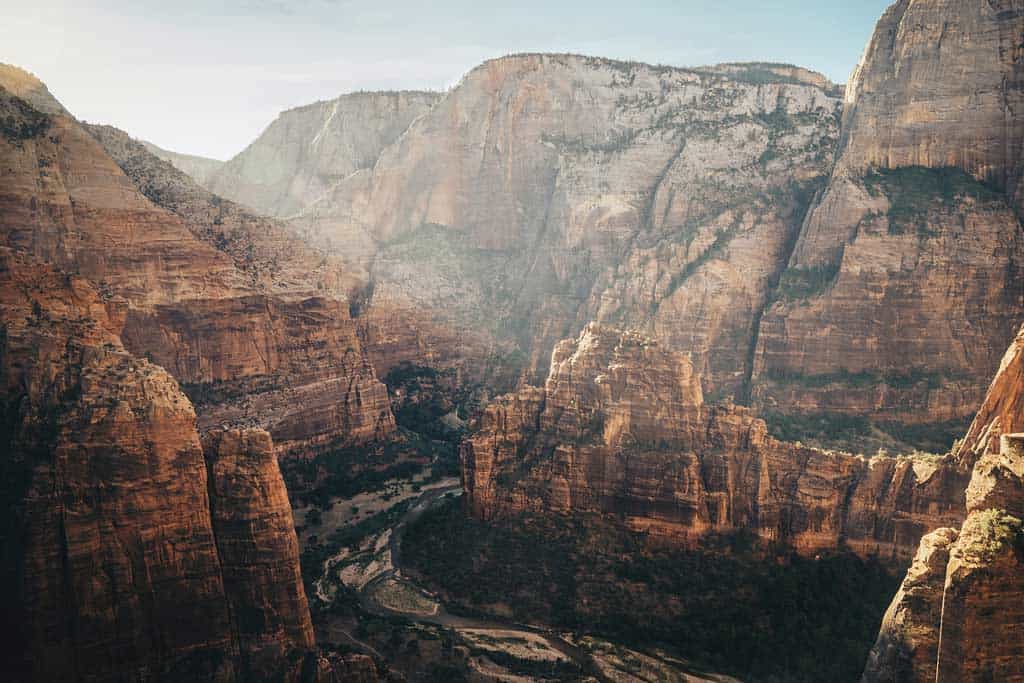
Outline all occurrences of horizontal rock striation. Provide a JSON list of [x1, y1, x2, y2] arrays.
[[462, 325, 969, 561], [299, 54, 842, 399], [0, 249, 321, 681], [752, 0, 1024, 430], [202, 428, 316, 679], [0, 69, 394, 456], [864, 323, 1024, 682]]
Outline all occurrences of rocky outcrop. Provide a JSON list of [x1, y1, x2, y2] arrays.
[[206, 91, 441, 218], [861, 527, 959, 682], [202, 429, 316, 679], [277, 34, 1021, 447], [462, 325, 969, 560], [863, 434, 1024, 683], [142, 139, 224, 185], [0, 249, 320, 681], [752, 0, 1024, 431], [864, 321, 1024, 682], [957, 323, 1024, 463], [0, 70, 394, 456]]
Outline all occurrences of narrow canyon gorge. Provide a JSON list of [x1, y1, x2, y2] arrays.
[[1, 0, 1023, 680]]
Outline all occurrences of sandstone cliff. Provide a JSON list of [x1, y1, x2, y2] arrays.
[[462, 325, 969, 561], [957, 323, 1024, 463], [0, 249, 322, 681], [206, 90, 441, 218], [863, 435, 1024, 682], [0, 69, 394, 456], [298, 55, 842, 401], [838, 0, 1024, 204], [202, 428, 317, 679], [752, 0, 1024, 432], [275, 38, 1022, 449], [865, 322, 1024, 681]]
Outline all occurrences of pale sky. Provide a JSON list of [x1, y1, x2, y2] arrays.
[[1, 0, 892, 160]]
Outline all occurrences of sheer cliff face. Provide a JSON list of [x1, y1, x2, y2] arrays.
[[206, 91, 441, 219], [957, 324, 1024, 463], [462, 325, 969, 561], [286, 33, 1021, 438], [0, 71, 394, 456], [863, 435, 1024, 683], [306, 55, 842, 396], [864, 328, 1024, 682], [838, 0, 1024, 203], [753, 0, 1024, 428], [0, 250, 316, 681]]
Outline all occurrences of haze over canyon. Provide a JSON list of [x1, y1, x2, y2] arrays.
[[1, 0, 1023, 681]]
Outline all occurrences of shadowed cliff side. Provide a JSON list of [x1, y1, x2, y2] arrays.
[[0, 249, 340, 681]]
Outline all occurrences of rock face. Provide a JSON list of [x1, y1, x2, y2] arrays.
[[142, 139, 224, 185], [303, 55, 842, 400], [0, 249, 319, 681], [202, 429, 316, 679], [957, 323, 1024, 463], [244, 29, 1020, 446], [462, 325, 969, 561], [837, 0, 1024, 204], [864, 325, 1024, 681], [206, 91, 441, 219], [751, 0, 1024, 430], [0, 68, 394, 456], [863, 435, 1024, 683]]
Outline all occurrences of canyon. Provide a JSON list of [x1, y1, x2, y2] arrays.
[[0, 0, 1023, 680]]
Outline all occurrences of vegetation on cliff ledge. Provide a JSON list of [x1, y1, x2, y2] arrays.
[[863, 166, 1004, 236]]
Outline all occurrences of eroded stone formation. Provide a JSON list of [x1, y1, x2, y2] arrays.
[[0, 68, 394, 457], [752, 0, 1024, 428], [0, 67, 382, 681], [148, 2, 1024, 447], [863, 325, 1024, 682], [462, 324, 970, 561], [0, 250, 323, 680], [863, 434, 1024, 683]]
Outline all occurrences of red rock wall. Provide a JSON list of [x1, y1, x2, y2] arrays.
[[462, 325, 970, 562], [0, 249, 331, 680]]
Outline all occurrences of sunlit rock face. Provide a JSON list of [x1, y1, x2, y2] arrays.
[[299, 55, 843, 401], [752, 0, 1024, 429], [462, 324, 970, 561], [957, 324, 1024, 465], [837, 0, 1024, 204], [864, 436, 1024, 683], [206, 90, 442, 219], [0, 67, 394, 457], [273, 38, 1022, 441], [864, 323, 1024, 682]]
